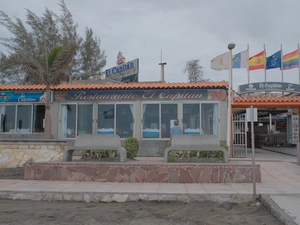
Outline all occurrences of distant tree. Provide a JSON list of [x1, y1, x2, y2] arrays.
[[0, 0, 106, 83], [76, 27, 106, 80], [0, 53, 11, 84], [3, 39, 82, 139], [183, 59, 209, 82]]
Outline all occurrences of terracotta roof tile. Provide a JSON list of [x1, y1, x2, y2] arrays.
[[53, 81, 228, 90], [233, 95, 300, 103], [0, 84, 46, 91], [0, 81, 228, 91]]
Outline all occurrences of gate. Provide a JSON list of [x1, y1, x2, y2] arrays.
[[232, 114, 247, 157]]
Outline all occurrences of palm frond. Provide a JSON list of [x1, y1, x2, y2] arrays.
[[49, 38, 82, 84], [48, 46, 64, 68], [3, 53, 46, 84]]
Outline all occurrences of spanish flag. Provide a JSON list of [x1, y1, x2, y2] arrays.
[[249, 51, 265, 70]]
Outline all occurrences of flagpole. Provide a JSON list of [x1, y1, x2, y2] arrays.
[[264, 44, 267, 82], [247, 44, 250, 83], [281, 44, 283, 82], [227, 43, 235, 153], [298, 43, 300, 84], [281, 44, 284, 96]]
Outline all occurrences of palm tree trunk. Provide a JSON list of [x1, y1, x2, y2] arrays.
[[44, 85, 51, 139]]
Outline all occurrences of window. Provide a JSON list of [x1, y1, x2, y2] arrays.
[[116, 104, 134, 138], [0, 104, 45, 133], [60, 103, 135, 138], [60, 104, 76, 138], [142, 103, 178, 139], [201, 103, 219, 136], [141, 102, 219, 138], [0, 105, 16, 132], [77, 104, 93, 135], [17, 105, 31, 132], [161, 104, 178, 138], [97, 104, 115, 134], [142, 104, 159, 138], [33, 105, 45, 132], [183, 104, 201, 134]]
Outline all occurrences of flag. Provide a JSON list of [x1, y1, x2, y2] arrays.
[[233, 50, 248, 68], [103, 108, 114, 119], [282, 49, 299, 70], [210, 51, 230, 71], [266, 50, 282, 70], [249, 51, 265, 70]]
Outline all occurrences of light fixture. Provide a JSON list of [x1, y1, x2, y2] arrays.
[[228, 43, 236, 50]]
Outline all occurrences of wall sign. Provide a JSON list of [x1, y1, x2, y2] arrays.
[[238, 82, 300, 94], [105, 58, 139, 82], [0, 91, 47, 102], [54, 89, 226, 101]]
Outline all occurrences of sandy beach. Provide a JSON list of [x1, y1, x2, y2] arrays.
[[0, 167, 284, 224], [0, 199, 283, 225]]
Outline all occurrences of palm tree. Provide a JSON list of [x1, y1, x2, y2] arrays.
[[3, 39, 82, 139]]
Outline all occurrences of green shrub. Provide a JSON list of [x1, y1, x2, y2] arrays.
[[122, 136, 139, 159], [220, 143, 229, 151], [168, 157, 176, 162], [167, 141, 171, 147], [80, 150, 115, 159]]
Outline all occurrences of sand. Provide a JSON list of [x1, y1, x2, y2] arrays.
[[0, 168, 283, 225], [0, 199, 282, 225]]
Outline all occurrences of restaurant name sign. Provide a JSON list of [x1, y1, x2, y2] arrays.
[[54, 89, 226, 101], [238, 82, 300, 94]]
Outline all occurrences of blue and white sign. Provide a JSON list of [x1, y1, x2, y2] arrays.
[[238, 82, 300, 94], [0, 91, 47, 102], [105, 58, 139, 82]]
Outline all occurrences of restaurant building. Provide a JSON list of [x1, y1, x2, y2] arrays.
[[0, 81, 229, 156]]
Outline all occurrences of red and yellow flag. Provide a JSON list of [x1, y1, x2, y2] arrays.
[[249, 51, 265, 70]]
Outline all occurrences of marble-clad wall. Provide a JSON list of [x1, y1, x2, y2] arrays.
[[25, 162, 261, 183], [0, 141, 66, 168]]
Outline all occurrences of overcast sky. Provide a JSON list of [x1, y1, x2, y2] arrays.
[[1, 0, 300, 90]]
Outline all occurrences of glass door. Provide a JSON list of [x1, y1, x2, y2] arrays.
[[182, 103, 201, 134], [161, 104, 178, 138], [97, 104, 115, 134], [116, 104, 134, 138], [77, 104, 93, 135], [60, 104, 76, 138]]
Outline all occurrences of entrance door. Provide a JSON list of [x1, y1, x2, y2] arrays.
[[232, 114, 247, 157]]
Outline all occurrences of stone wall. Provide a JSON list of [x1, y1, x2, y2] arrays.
[[25, 162, 261, 183], [0, 141, 66, 168]]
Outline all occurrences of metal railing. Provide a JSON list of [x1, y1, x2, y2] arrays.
[[258, 133, 287, 147]]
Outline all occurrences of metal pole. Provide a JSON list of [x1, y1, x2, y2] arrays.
[[226, 55, 232, 148], [159, 50, 167, 83], [251, 105, 256, 201], [226, 43, 235, 150]]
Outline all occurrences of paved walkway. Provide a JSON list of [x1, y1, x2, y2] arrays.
[[0, 149, 299, 224]]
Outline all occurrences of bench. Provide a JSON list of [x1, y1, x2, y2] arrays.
[[63, 134, 127, 162], [164, 134, 228, 163]]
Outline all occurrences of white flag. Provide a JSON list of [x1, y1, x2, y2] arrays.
[[210, 51, 230, 71]]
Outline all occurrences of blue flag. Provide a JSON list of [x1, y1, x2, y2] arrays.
[[232, 50, 248, 68], [266, 50, 282, 70]]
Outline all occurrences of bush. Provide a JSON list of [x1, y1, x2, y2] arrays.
[[168, 157, 176, 162], [80, 150, 116, 159], [220, 143, 229, 151], [122, 137, 139, 159], [167, 141, 171, 147]]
